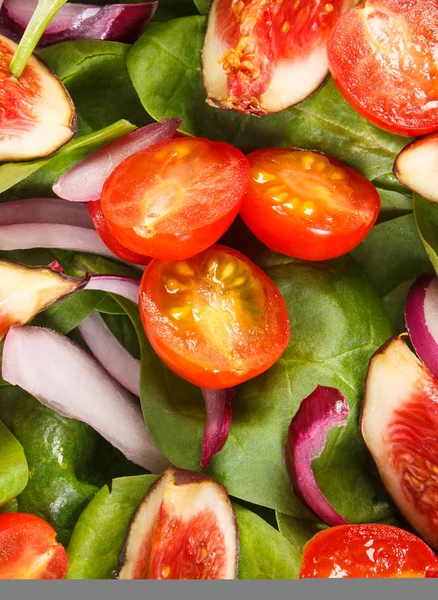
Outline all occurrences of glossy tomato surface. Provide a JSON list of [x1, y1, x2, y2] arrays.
[[0, 513, 68, 579], [327, 0, 438, 136], [240, 148, 380, 261], [300, 524, 438, 578], [100, 137, 249, 260], [139, 245, 290, 388]]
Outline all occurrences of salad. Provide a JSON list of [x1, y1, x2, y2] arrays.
[[0, 0, 436, 581]]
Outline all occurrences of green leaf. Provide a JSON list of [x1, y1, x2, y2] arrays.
[[10, 0, 68, 78], [377, 188, 412, 223], [413, 193, 438, 275], [67, 475, 158, 579], [194, 0, 211, 14], [127, 16, 407, 181], [351, 214, 432, 333], [38, 42, 151, 135], [154, 0, 199, 21], [275, 513, 327, 555], [0, 419, 28, 507]]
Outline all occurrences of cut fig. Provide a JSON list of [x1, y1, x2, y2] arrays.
[[0, 34, 75, 162], [115, 467, 239, 579], [202, 0, 356, 116], [362, 336, 438, 548], [0, 259, 89, 340], [394, 133, 438, 203]]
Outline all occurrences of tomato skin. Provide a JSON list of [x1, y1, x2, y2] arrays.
[[327, 0, 438, 137], [100, 138, 250, 260], [0, 513, 68, 580], [300, 524, 438, 578], [240, 148, 380, 261], [139, 245, 290, 389]]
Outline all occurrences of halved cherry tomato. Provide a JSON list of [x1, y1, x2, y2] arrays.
[[300, 524, 438, 578], [240, 148, 380, 261], [139, 245, 290, 388], [100, 138, 250, 260], [0, 513, 68, 579], [327, 0, 438, 136], [88, 200, 150, 265]]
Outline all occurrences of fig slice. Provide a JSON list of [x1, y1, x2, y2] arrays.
[[202, 0, 356, 116], [362, 336, 438, 548], [115, 467, 239, 579], [393, 133, 438, 203], [0, 34, 75, 162], [0, 259, 89, 340]]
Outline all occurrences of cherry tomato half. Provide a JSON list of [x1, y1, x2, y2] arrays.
[[240, 148, 380, 261], [0, 513, 68, 579], [300, 524, 438, 579], [100, 138, 250, 260], [327, 0, 438, 137], [139, 245, 290, 388]]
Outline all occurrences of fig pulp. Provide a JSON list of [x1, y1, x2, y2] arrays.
[[115, 468, 239, 579], [362, 336, 438, 548], [202, 0, 355, 116], [0, 34, 75, 161]]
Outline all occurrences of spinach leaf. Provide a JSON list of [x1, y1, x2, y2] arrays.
[[39, 42, 151, 135], [413, 193, 438, 274], [127, 16, 407, 181], [194, 0, 211, 14], [0, 419, 28, 507], [276, 513, 327, 555], [154, 0, 199, 21], [377, 188, 412, 223]]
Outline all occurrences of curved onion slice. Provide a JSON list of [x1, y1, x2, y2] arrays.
[[393, 133, 438, 203], [85, 275, 140, 304], [2, 1, 158, 46], [285, 385, 349, 526], [2, 325, 168, 472], [79, 311, 140, 397], [0, 197, 94, 228], [405, 274, 438, 377], [200, 387, 235, 469], [53, 119, 181, 202]]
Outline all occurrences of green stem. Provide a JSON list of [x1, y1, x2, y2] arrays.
[[9, 0, 68, 79]]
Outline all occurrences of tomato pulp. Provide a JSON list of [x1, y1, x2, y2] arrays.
[[100, 137, 249, 260], [240, 148, 380, 261], [139, 245, 290, 388]]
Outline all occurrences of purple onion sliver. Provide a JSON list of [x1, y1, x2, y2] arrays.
[[0, 198, 94, 228], [200, 387, 236, 469], [285, 385, 349, 526], [79, 311, 140, 397], [53, 119, 180, 202], [85, 275, 140, 304]]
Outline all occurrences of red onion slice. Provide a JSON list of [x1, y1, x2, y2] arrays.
[[85, 275, 139, 304], [79, 311, 140, 397], [53, 119, 180, 202], [2, 1, 158, 46], [200, 387, 235, 469], [285, 385, 350, 526], [0, 198, 94, 229], [2, 325, 168, 472], [405, 274, 438, 377]]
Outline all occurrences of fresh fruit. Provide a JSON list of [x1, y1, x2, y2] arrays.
[[300, 523, 438, 578], [0, 34, 75, 161], [202, 0, 355, 116], [115, 467, 238, 579], [100, 137, 249, 260], [240, 148, 380, 260], [394, 133, 438, 203], [139, 245, 290, 389], [0, 513, 68, 579], [327, 0, 438, 136], [362, 336, 438, 548]]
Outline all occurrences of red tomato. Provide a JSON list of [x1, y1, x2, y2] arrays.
[[100, 138, 250, 260], [327, 0, 438, 137], [240, 148, 380, 261], [139, 245, 290, 388], [300, 524, 438, 578], [0, 513, 68, 579], [88, 200, 150, 265]]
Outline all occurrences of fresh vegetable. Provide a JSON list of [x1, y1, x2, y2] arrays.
[[0, 419, 28, 508], [202, 0, 355, 116], [285, 385, 349, 526], [139, 245, 290, 389], [241, 148, 380, 260], [327, 0, 438, 136], [0, 512, 68, 579], [0, 197, 93, 229], [200, 387, 235, 469], [0, 34, 75, 161], [115, 468, 238, 579], [362, 336, 438, 548], [85, 274, 140, 303], [299, 524, 438, 578], [100, 137, 250, 260], [394, 133, 438, 203]]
